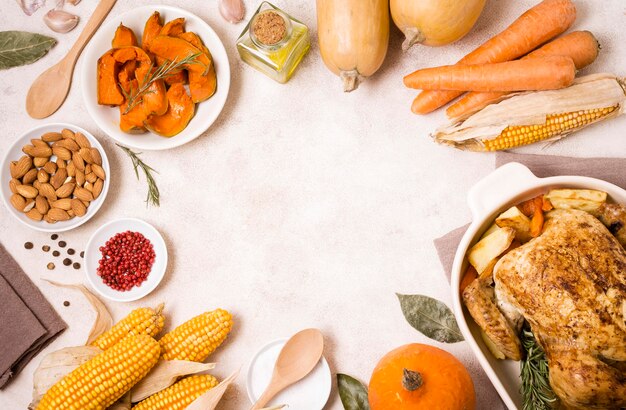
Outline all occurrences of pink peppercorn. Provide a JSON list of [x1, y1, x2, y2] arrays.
[[97, 231, 155, 291]]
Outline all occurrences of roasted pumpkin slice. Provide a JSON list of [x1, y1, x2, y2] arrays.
[[118, 60, 137, 94], [148, 36, 211, 74], [164, 68, 187, 85], [111, 47, 153, 86], [177, 32, 217, 103], [142, 11, 162, 53], [119, 80, 147, 133], [97, 52, 124, 106], [142, 78, 168, 116], [112, 23, 138, 48], [160, 18, 185, 36], [144, 83, 195, 137]]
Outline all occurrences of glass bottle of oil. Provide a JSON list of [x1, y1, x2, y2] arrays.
[[236, 2, 310, 83]]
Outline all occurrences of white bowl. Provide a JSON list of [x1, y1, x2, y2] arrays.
[[450, 162, 626, 409], [84, 218, 167, 302], [81, 5, 230, 151], [0, 123, 110, 233], [246, 338, 332, 409]]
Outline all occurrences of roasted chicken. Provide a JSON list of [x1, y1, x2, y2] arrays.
[[464, 209, 626, 409]]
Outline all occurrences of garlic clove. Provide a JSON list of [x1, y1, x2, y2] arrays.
[[16, 0, 46, 16], [43, 9, 79, 33], [218, 0, 245, 24], [66, 0, 80, 5]]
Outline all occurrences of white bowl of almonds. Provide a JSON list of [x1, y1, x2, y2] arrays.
[[1, 123, 110, 232]]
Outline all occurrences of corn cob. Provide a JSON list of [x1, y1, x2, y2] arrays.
[[36, 335, 160, 410], [434, 74, 625, 151], [159, 308, 233, 362], [132, 375, 219, 410], [90, 304, 165, 351]]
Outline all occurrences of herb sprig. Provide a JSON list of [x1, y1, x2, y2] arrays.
[[116, 144, 160, 207], [121, 53, 202, 114], [521, 326, 558, 410]]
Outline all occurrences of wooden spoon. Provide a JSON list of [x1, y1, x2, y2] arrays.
[[26, 0, 117, 119], [251, 328, 325, 409]]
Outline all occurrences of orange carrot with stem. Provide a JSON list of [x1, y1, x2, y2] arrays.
[[446, 31, 600, 119], [404, 56, 575, 92], [410, 0, 576, 114]]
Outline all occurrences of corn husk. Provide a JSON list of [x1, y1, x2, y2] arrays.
[[29, 345, 103, 409], [434, 74, 626, 151], [186, 369, 239, 410], [131, 360, 217, 402], [44, 280, 113, 344]]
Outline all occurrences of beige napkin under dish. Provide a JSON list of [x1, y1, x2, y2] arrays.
[[435, 151, 626, 281], [0, 243, 66, 388]]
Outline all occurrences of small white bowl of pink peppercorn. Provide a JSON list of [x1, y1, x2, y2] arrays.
[[84, 218, 167, 302]]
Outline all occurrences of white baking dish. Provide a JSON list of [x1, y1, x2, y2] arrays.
[[450, 162, 626, 409]]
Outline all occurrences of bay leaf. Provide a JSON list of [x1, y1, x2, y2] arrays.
[[396, 293, 464, 343], [337, 374, 370, 410], [0, 31, 56, 70]]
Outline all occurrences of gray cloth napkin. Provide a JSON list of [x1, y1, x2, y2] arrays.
[[434, 152, 626, 282], [0, 243, 66, 388]]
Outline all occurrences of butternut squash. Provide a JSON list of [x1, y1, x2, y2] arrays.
[[316, 0, 389, 92], [177, 32, 217, 102], [112, 23, 138, 48], [390, 0, 486, 51], [144, 83, 195, 137]]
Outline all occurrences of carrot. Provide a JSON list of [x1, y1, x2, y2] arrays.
[[530, 197, 545, 237], [410, 0, 576, 114], [460, 265, 478, 294], [446, 31, 599, 119], [404, 56, 575, 92]]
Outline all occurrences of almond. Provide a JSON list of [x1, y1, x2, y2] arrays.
[[75, 170, 85, 186], [26, 208, 43, 221], [41, 132, 63, 142], [84, 164, 92, 175], [52, 146, 72, 161], [23, 200, 35, 212], [51, 198, 72, 210], [37, 169, 49, 183], [34, 156, 48, 167], [79, 147, 94, 164], [56, 157, 67, 168], [67, 209, 75, 218], [72, 152, 85, 171], [74, 187, 94, 202], [48, 208, 70, 221], [9, 178, 19, 194], [91, 164, 106, 180], [66, 160, 76, 177], [10, 156, 32, 179], [43, 161, 57, 174], [36, 195, 49, 214], [10, 194, 26, 211], [22, 168, 38, 184], [43, 214, 56, 224], [31, 139, 49, 148], [74, 132, 91, 148], [33, 180, 41, 189], [56, 182, 75, 198], [84, 181, 93, 192], [23, 144, 52, 158], [92, 178, 103, 199], [86, 172, 97, 184], [61, 128, 75, 140], [39, 183, 57, 201], [50, 168, 68, 189], [71, 198, 87, 216], [16, 185, 38, 199], [53, 138, 80, 152], [90, 148, 102, 166]]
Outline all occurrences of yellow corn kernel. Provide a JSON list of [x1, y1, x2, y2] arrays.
[[91, 304, 165, 351], [482, 106, 617, 151], [36, 335, 161, 410], [159, 308, 233, 362], [132, 375, 219, 410]]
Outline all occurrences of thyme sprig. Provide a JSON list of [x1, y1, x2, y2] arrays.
[[121, 53, 202, 114], [521, 326, 558, 410], [116, 144, 160, 207]]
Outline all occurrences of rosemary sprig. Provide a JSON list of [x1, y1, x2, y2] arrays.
[[121, 53, 202, 114], [521, 326, 558, 410], [116, 144, 160, 207]]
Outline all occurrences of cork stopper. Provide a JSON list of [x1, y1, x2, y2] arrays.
[[252, 10, 287, 45]]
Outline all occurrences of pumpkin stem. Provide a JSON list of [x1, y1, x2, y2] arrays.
[[340, 70, 361, 92], [402, 368, 423, 391], [402, 27, 426, 52]]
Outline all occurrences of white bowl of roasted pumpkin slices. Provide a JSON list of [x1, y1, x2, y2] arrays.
[[81, 6, 230, 150]]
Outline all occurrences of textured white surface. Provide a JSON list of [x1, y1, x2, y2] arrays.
[[0, 1, 624, 409]]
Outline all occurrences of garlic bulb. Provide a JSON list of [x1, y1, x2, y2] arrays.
[[218, 0, 245, 24], [15, 0, 46, 16], [43, 9, 79, 33]]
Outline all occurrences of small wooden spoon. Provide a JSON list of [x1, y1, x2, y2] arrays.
[[251, 328, 325, 409], [26, 0, 117, 119]]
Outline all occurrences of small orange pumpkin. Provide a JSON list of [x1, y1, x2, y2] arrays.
[[368, 344, 476, 410]]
